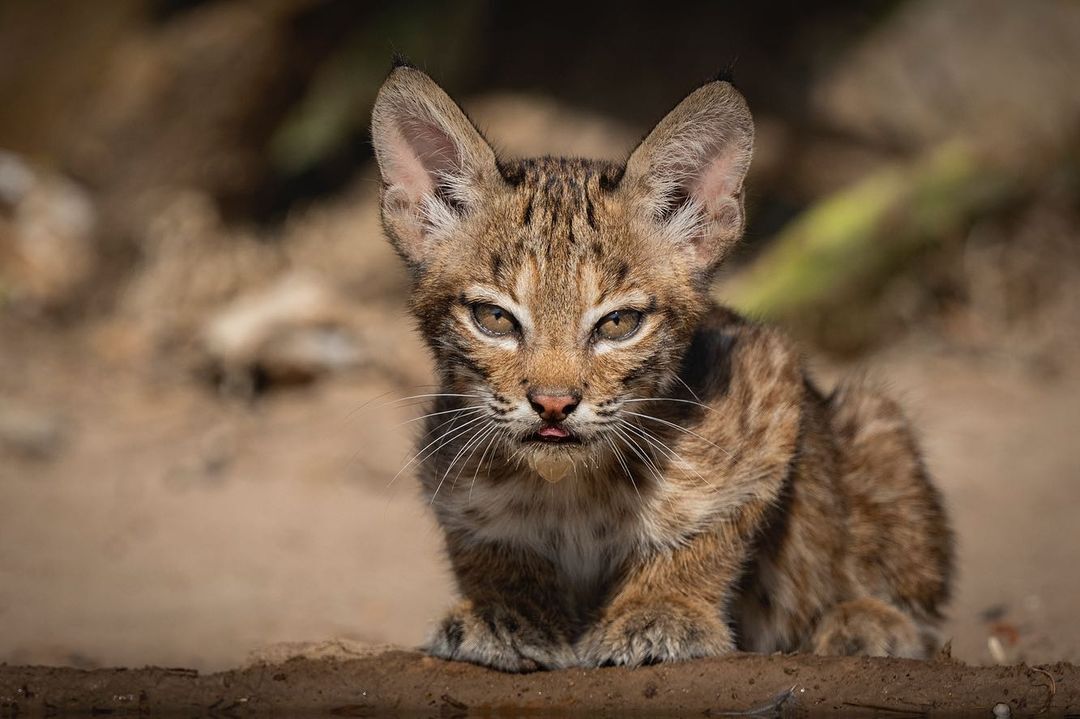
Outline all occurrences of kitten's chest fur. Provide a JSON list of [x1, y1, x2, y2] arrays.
[[437, 470, 651, 594]]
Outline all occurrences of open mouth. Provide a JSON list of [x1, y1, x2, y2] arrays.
[[526, 424, 581, 445]]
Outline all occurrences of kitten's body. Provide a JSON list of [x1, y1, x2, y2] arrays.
[[372, 66, 952, 670]]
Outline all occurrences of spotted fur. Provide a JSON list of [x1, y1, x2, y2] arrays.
[[371, 67, 953, 671]]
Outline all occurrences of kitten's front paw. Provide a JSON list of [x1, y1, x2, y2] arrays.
[[426, 601, 576, 673], [577, 596, 733, 667]]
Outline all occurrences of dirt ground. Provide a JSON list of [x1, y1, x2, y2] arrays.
[[1, 651, 1077, 717], [1, 304, 1079, 674]]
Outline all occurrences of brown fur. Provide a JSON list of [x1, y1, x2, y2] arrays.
[[370, 67, 953, 671]]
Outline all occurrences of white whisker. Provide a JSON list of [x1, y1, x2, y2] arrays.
[[389, 392, 484, 404], [605, 436, 642, 502], [450, 422, 499, 493], [346, 389, 480, 422], [610, 424, 666, 485], [621, 397, 718, 414], [622, 410, 733, 458], [435, 421, 496, 502], [619, 420, 716, 491], [387, 412, 490, 489], [396, 405, 485, 429], [469, 424, 503, 504], [672, 375, 703, 404]]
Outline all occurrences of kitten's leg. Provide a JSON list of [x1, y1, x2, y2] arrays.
[[810, 597, 929, 658], [426, 536, 577, 672], [577, 327, 811, 667], [577, 503, 770, 667], [828, 380, 953, 648]]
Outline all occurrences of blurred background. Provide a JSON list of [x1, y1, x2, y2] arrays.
[[1, 0, 1078, 671]]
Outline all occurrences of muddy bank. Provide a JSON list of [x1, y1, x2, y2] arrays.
[[1, 650, 1075, 717]]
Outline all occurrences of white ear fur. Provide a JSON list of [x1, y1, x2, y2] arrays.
[[371, 68, 498, 267], [624, 81, 754, 273]]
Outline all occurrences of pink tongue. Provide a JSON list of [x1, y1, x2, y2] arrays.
[[537, 425, 570, 439]]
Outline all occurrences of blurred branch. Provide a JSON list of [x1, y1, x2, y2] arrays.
[[718, 141, 1020, 327]]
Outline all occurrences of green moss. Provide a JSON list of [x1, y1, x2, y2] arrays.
[[724, 141, 1014, 323]]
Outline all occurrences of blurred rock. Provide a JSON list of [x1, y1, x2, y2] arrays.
[[813, 0, 1080, 159], [114, 187, 419, 389], [464, 93, 637, 160], [952, 179, 1080, 365], [283, 184, 407, 304], [200, 272, 363, 391], [64, 2, 298, 226], [246, 639, 396, 667], [0, 151, 97, 312], [120, 191, 286, 356], [0, 402, 66, 460]]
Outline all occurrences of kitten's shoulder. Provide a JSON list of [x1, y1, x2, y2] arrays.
[[684, 304, 808, 402]]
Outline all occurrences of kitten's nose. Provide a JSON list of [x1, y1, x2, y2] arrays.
[[527, 389, 580, 422]]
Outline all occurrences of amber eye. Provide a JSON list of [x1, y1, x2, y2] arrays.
[[471, 303, 518, 336], [594, 309, 643, 342]]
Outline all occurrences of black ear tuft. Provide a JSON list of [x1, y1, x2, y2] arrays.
[[710, 59, 738, 86], [598, 164, 625, 192], [391, 52, 415, 70]]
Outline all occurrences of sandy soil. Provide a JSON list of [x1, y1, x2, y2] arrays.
[[1, 649, 1076, 716], [1, 313, 1078, 674]]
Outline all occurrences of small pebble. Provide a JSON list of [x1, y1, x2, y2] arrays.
[[993, 702, 1011, 718]]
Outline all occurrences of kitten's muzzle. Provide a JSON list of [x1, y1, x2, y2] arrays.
[[526, 389, 581, 422], [526, 423, 581, 445]]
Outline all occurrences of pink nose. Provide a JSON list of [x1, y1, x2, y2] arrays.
[[527, 391, 580, 421]]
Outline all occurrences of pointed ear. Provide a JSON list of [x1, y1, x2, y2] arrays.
[[371, 67, 499, 268], [623, 81, 754, 274]]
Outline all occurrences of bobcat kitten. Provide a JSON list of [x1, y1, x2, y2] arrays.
[[371, 63, 953, 671]]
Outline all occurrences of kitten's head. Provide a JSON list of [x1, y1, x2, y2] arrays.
[[372, 67, 752, 465]]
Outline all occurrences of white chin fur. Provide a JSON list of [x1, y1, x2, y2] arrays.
[[528, 452, 576, 484]]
